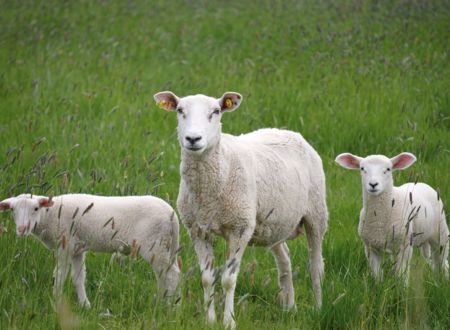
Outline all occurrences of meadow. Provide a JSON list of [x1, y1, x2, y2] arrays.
[[0, 0, 449, 328]]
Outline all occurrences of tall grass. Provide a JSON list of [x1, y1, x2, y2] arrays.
[[0, 0, 449, 328]]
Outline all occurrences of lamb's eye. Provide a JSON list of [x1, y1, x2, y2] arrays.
[[386, 168, 391, 172], [213, 109, 220, 115], [360, 167, 365, 171], [177, 108, 183, 114], [34, 207, 39, 211]]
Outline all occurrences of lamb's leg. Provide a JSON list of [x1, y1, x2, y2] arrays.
[[271, 242, 295, 309], [53, 250, 70, 305], [395, 245, 412, 287], [222, 228, 253, 329], [71, 252, 91, 308], [420, 242, 432, 267], [430, 241, 449, 278], [365, 245, 383, 280], [303, 220, 325, 308], [189, 228, 216, 325]]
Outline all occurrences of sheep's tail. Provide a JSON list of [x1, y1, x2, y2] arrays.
[[169, 211, 180, 268]]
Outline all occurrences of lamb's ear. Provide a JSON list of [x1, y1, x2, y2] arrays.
[[218, 92, 242, 112], [0, 198, 14, 211], [38, 196, 54, 208], [335, 153, 362, 170], [154, 91, 179, 112], [391, 152, 416, 170]]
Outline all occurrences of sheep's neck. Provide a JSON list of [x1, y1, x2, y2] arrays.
[[181, 138, 228, 197], [32, 206, 58, 248], [360, 188, 394, 244]]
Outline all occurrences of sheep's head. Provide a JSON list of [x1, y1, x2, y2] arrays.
[[0, 195, 54, 236], [335, 152, 416, 196], [154, 91, 242, 155]]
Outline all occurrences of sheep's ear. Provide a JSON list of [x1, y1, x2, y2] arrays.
[[154, 91, 179, 112], [0, 198, 14, 211], [218, 92, 242, 112], [335, 153, 362, 170], [0, 201, 11, 211], [391, 152, 416, 170], [38, 196, 54, 208]]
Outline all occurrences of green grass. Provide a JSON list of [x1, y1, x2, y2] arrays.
[[0, 0, 449, 328]]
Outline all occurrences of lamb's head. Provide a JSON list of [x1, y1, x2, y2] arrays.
[[154, 91, 242, 154], [335, 152, 417, 196], [0, 194, 54, 236]]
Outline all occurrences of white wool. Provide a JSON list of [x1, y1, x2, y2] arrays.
[[336, 153, 449, 283], [155, 91, 328, 328], [0, 193, 180, 307]]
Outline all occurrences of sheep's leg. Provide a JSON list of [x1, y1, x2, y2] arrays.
[[303, 220, 325, 308], [365, 245, 383, 280], [420, 242, 432, 267], [190, 230, 216, 325], [53, 250, 70, 304], [71, 252, 91, 308], [222, 228, 252, 329], [430, 242, 449, 278], [271, 242, 295, 309], [395, 245, 412, 287]]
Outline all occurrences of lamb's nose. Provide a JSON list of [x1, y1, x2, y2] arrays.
[[18, 225, 27, 235], [369, 182, 379, 189], [185, 136, 202, 144]]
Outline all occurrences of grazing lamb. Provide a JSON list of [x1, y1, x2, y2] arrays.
[[154, 91, 328, 328], [335, 152, 449, 283], [0, 194, 180, 307]]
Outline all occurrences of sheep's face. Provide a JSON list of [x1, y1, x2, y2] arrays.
[[154, 91, 242, 155], [0, 195, 54, 236], [335, 153, 417, 197]]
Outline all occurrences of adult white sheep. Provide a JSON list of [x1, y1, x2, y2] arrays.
[[0, 193, 180, 307], [154, 91, 328, 328], [335, 152, 449, 283]]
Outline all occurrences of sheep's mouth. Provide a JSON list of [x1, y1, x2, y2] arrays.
[[185, 146, 204, 152], [368, 189, 379, 194]]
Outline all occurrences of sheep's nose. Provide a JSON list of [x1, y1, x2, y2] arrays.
[[18, 225, 27, 235], [369, 182, 379, 189], [185, 135, 202, 145]]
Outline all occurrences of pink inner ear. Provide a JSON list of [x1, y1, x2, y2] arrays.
[[392, 154, 415, 169], [337, 154, 360, 169], [38, 198, 53, 208]]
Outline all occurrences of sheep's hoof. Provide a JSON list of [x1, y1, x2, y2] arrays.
[[277, 290, 295, 311], [82, 300, 91, 309], [223, 316, 236, 330], [206, 308, 216, 325]]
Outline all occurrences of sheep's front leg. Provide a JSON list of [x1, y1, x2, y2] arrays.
[[365, 245, 383, 280], [53, 249, 70, 304], [190, 229, 216, 325], [222, 228, 253, 329], [271, 242, 295, 309], [395, 245, 412, 287], [71, 252, 91, 308]]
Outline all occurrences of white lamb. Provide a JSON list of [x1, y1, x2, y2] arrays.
[[154, 91, 328, 328], [335, 152, 449, 283], [0, 193, 181, 307]]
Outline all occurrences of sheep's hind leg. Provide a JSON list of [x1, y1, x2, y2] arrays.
[[303, 219, 325, 308], [271, 242, 295, 310], [71, 252, 91, 308], [222, 227, 253, 329]]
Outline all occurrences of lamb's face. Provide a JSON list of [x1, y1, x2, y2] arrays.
[[0, 195, 53, 236], [154, 91, 243, 155], [359, 156, 393, 196], [335, 152, 417, 197]]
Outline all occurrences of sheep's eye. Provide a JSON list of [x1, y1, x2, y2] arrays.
[[176, 108, 183, 114], [34, 207, 39, 211], [360, 167, 364, 171], [213, 109, 220, 115], [387, 168, 391, 172]]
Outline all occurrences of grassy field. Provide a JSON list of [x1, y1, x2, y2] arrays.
[[0, 0, 449, 328]]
